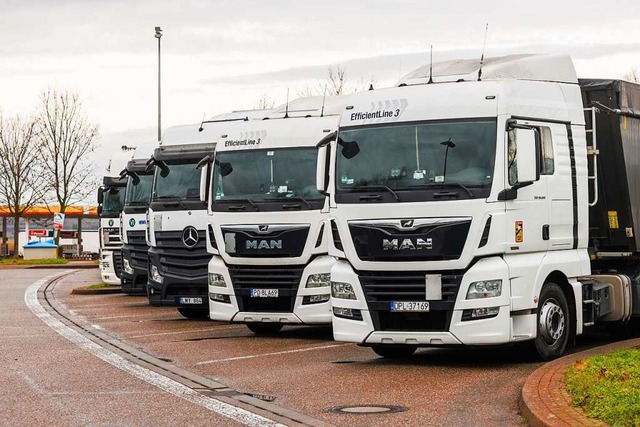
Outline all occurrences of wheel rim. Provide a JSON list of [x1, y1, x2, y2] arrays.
[[539, 298, 565, 345]]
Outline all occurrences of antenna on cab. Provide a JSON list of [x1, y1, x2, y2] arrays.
[[198, 113, 206, 132], [284, 88, 290, 118], [320, 86, 327, 117], [428, 45, 434, 84], [478, 23, 489, 81]]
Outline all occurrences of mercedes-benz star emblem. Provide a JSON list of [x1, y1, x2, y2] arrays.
[[182, 226, 199, 248], [401, 219, 414, 228]]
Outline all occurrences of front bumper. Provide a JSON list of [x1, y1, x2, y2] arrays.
[[208, 255, 334, 325], [330, 257, 512, 346], [147, 250, 208, 309], [121, 245, 148, 295], [100, 250, 122, 286]]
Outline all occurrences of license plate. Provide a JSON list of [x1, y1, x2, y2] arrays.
[[250, 289, 278, 298], [390, 301, 430, 312], [178, 297, 202, 305]]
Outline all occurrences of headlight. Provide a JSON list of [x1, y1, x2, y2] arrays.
[[208, 273, 226, 287], [122, 258, 134, 274], [150, 265, 163, 284], [466, 279, 502, 299], [331, 281, 356, 300], [306, 273, 330, 288]]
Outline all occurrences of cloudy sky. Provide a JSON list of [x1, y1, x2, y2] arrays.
[[1, 0, 639, 168]]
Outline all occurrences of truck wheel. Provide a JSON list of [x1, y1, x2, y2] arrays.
[[371, 344, 417, 359], [534, 283, 572, 361], [177, 307, 209, 319], [246, 323, 284, 335]]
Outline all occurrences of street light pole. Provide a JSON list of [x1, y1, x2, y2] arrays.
[[155, 26, 163, 142]]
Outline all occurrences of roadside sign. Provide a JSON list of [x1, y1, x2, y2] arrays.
[[53, 212, 65, 231], [59, 230, 78, 239], [29, 229, 52, 237]]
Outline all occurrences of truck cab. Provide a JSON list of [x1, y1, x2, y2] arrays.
[[97, 175, 127, 285], [147, 111, 267, 319], [120, 141, 157, 295], [206, 97, 347, 334]]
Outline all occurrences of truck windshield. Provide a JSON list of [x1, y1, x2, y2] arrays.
[[125, 173, 153, 206], [152, 160, 200, 201], [102, 187, 125, 214], [336, 119, 496, 199], [213, 148, 323, 203]]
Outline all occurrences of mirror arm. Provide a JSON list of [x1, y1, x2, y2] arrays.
[[316, 131, 337, 148]]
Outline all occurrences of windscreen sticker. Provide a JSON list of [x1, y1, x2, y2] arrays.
[[349, 99, 408, 124], [515, 221, 524, 243]]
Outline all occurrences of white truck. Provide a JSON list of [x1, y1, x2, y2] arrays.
[[147, 111, 267, 318], [319, 54, 640, 360], [204, 97, 346, 334], [120, 141, 158, 295]]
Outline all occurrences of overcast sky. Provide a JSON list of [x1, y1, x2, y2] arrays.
[[1, 0, 639, 169]]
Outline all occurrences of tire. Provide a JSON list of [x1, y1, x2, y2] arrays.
[[534, 283, 573, 361], [371, 344, 417, 359], [177, 307, 209, 319], [246, 323, 284, 335]]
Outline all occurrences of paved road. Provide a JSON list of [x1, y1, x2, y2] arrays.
[[3, 269, 614, 426]]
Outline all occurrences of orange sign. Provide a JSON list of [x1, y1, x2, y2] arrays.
[[515, 221, 523, 243]]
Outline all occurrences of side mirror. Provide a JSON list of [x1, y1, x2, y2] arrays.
[[158, 161, 170, 178], [513, 128, 540, 184], [97, 187, 104, 204], [97, 205, 103, 215], [218, 162, 233, 177], [316, 145, 328, 195], [340, 138, 360, 159], [130, 172, 140, 186], [199, 163, 209, 203]]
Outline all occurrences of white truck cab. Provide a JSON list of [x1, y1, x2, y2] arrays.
[[205, 97, 347, 334]]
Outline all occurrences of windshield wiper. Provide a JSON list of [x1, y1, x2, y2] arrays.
[[419, 182, 474, 197], [222, 198, 260, 211], [280, 196, 312, 209], [154, 196, 185, 208], [347, 185, 400, 202]]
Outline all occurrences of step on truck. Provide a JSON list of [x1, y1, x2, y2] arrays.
[[147, 111, 267, 319], [120, 141, 158, 295], [319, 54, 640, 360], [97, 166, 128, 285], [204, 97, 347, 334]]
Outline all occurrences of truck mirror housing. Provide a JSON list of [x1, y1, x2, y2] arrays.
[[97, 205, 103, 215], [514, 128, 540, 184], [97, 187, 104, 204], [316, 145, 329, 196], [199, 163, 209, 204]]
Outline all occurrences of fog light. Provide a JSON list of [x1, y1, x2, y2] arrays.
[[150, 265, 163, 284], [306, 273, 330, 288], [209, 292, 230, 303], [333, 307, 363, 320], [302, 294, 330, 305], [331, 281, 356, 300], [461, 306, 500, 321], [466, 280, 502, 299], [208, 273, 226, 287], [122, 258, 134, 274]]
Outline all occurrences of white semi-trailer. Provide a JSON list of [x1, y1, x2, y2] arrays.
[[120, 141, 158, 295], [147, 111, 267, 318], [319, 54, 640, 360], [205, 97, 346, 334]]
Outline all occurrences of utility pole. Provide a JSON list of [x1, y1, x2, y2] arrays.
[[155, 26, 163, 142]]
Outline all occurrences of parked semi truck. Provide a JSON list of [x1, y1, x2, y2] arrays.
[[97, 164, 128, 284], [147, 111, 267, 318], [205, 97, 347, 334], [120, 141, 158, 295], [319, 54, 640, 360]]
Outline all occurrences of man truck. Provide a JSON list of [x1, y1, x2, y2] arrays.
[[120, 141, 158, 295], [147, 111, 267, 318], [204, 97, 347, 334], [319, 54, 640, 360]]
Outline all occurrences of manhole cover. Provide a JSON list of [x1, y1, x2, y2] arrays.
[[327, 405, 407, 414]]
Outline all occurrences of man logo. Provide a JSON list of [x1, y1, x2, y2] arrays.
[[401, 219, 414, 228], [182, 226, 199, 249], [258, 225, 269, 232], [383, 238, 432, 250], [246, 240, 282, 250]]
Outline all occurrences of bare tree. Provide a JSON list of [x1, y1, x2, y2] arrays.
[[623, 67, 639, 83], [36, 88, 99, 249], [254, 93, 276, 110], [327, 64, 347, 95], [296, 64, 373, 98], [0, 114, 47, 257]]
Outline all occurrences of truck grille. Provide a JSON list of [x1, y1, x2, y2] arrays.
[[228, 265, 304, 313], [154, 230, 210, 278], [113, 250, 123, 279], [127, 231, 148, 270], [357, 270, 463, 332]]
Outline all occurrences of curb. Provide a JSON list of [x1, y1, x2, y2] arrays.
[[72, 286, 123, 295], [520, 337, 640, 426]]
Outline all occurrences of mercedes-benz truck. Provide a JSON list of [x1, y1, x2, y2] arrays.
[[147, 111, 267, 318], [320, 54, 640, 360], [120, 141, 158, 295], [205, 97, 347, 334]]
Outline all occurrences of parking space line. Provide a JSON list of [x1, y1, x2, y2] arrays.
[[196, 343, 349, 365], [25, 272, 286, 427], [129, 326, 238, 339]]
